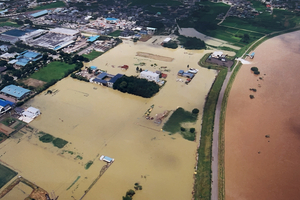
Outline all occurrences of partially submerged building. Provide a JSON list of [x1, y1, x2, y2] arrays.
[[140, 71, 160, 82], [92, 73, 123, 88]]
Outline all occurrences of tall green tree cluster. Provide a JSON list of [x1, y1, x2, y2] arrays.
[[113, 75, 160, 98]]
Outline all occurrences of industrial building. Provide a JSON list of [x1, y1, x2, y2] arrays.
[[0, 85, 31, 100], [49, 28, 80, 36], [24, 28, 80, 51], [30, 10, 49, 18], [15, 50, 42, 66]]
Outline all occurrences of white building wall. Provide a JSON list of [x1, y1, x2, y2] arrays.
[[140, 71, 159, 82]]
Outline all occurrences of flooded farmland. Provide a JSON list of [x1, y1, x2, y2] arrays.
[[0, 36, 218, 200], [225, 31, 300, 200]]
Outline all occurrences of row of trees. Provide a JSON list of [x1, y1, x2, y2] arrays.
[[113, 75, 160, 98]]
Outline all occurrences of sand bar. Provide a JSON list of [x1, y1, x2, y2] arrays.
[[136, 51, 174, 62]]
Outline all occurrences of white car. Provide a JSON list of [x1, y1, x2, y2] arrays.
[[188, 68, 198, 74]]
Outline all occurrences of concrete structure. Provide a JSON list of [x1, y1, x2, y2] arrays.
[[140, 71, 160, 82], [0, 85, 31, 100]]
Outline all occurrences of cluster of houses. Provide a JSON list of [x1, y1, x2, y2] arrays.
[[0, 84, 40, 123]]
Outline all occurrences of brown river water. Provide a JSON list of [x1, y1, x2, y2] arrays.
[[0, 37, 219, 200], [225, 31, 300, 200]]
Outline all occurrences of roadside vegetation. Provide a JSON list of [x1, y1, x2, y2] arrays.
[[113, 75, 160, 98], [194, 68, 227, 200]]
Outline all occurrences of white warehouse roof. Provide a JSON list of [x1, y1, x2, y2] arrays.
[[49, 28, 79, 36]]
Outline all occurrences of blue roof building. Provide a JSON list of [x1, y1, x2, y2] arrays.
[[1, 85, 31, 100], [87, 35, 100, 42], [16, 51, 42, 66], [0, 99, 14, 114], [31, 10, 49, 18], [108, 74, 123, 88]]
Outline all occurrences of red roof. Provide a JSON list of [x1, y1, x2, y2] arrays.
[[266, 4, 271, 7], [161, 73, 167, 78]]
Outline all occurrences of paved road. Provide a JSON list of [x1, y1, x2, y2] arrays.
[[210, 35, 268, 200]]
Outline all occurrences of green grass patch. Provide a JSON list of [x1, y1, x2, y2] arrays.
[[179, 128, 196, 141], [0, 21, 21, 27], [194, 68, 227, 200], [66, 176, 81, 190], [108, 30, 122, 37], [0, 163, 18, 189], [31, 1, 66, 11], [75, 155, 83, 160], [1, 117, 16, 126], [162, 107, 198, 135], [85, 161, 93, 170], [53, 138, 68, 148], [30, 61, 76, 82], [222, 9, 300, 34], [39, 133, 54, 143], [82, 50, 103, 61]]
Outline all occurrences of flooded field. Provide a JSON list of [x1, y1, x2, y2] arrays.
[[0, 36, 218, 200], [225, 31, 300, 200]]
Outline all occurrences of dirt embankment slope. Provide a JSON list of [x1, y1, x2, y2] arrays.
[[225, 31, 300, 200]]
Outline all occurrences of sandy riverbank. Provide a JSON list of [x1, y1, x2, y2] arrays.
[[225, 31, 300, 199], [0, 37, 218, 200]]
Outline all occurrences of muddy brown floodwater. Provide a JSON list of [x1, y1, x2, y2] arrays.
[[0, 37, 220, 200], [225, 31, 300, 200]]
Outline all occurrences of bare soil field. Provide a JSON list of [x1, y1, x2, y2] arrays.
[[225, 31, 300, 200], [22, 78, 46, 88], [136, 51, 174, 62], [0, 124, 14, 136]]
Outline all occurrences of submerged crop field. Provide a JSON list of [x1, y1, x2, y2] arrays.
[[0, 163, 17, 189]]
